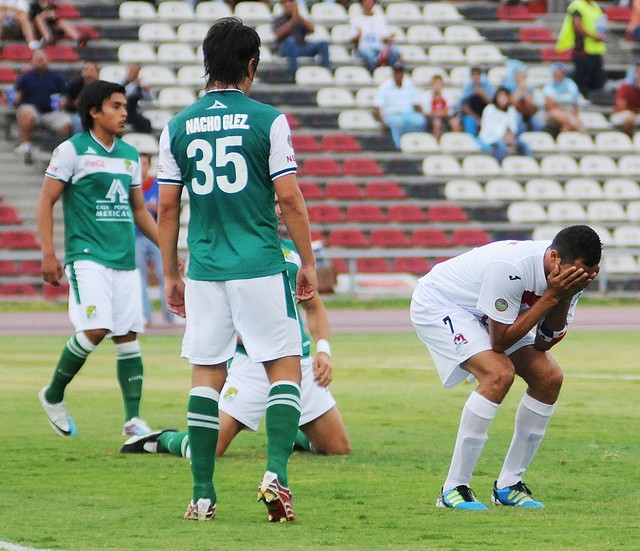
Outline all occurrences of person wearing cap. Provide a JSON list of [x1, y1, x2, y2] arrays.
[[610, 63, 640, 136], [541, 62, 586, 134], [373, 61, 425, 149]]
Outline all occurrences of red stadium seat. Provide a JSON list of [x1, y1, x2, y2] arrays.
[[320, 133, 362, 152], [0, 260, 18, 275], [307, 204, 345, 223], [497, 4, 535, 20], [0, 283, 38, 297], [74, 24, 100, 40], [343, 157, 383, 176], [324, 181, 362, 200], [427, 205, 468, 222], [331, 258, 349, 273], [44, 45, 79, 62], [0, 231, 38, 249], [55, 3, 81, 18], [327, 229, 368, 247], [285, 113, 300, 129], [364, 181, 404, 200], [392, 257, 431, 275], [0, 67, 17, 83], [519, 27, 555, 43], [20, 260, 42, 275], [346, 203, 385, 223], [298, 181, 324, 200], [411, 229, 450, 247], [356, 257, 390, 273], [42, 282, 70, 300], [1, 44, 32, 61], [540, 48, 571, 62], [369, 228, 410, 247], [300, 158, 342, 177], [310, 230, 325, 241], [526, 0, 547, 14], [0, 205, 22, 224], [386, 205, 427, 222], [450, 228, 491, 247], [605, 5, 632, 21], [291, 133, 320, 152]]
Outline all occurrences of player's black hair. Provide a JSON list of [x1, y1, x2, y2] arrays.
[[551, 225, 602, 267], [202, 17, 261, 89], [78, 80, 126, 131]]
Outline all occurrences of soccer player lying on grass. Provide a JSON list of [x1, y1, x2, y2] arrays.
[[410, 225, 601, 510], [37, 80, 158, 439]]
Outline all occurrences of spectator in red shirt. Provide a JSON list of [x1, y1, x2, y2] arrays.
[[610, 63, 640, 136], [417, 74, 461, 141]]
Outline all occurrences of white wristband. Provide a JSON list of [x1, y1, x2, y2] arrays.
[[315, 339, 331, 357]]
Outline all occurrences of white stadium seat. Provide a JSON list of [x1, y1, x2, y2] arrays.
[[117, 43, 157, 63], [316, 87, 355, 108], [99, 64, 127, 83], [465, 45, 505, 64], [603, 178, 640, 199], [157, 87, 197, 109], [540, 154, 580, 177], [176, 23, 209, 45], [195, 1, 232, 19], [586, 200, 627, 222], [444, 179, 485, 200], [399, 132, 439, 154], [422, 155, 462, 177], [121, 133, 159, 154], [295, 66, 333, 85], [563, 178, 604, 200], [176, 65, 206, 87], [524, 178, 565, 200], [411, 65, 447, 86], [612, 225, 640, 247], [439, 132, 479, 154], [579, 154, 619, 177], [139, 65, 177, 87], [337, 109, 379, 130], [501, 156, 540, 177], [310, 2, 348, 24], [462, 154, 501, 177], [443, 25, 484, 44], [604, 255, 639, 274], [333, 65, 372, 86], [507, 201, 547, 223], [118, 1, 156, 21], [385, 2, 422, 24], [233, 1, 271, 25], [428, 45, 465, 64], [423, 3, 463, 21], [546, 201, 586, 222], [143, 109, 174, 132], [156, 1, 194, 22], [138, 22, 176, 43], [618, 154, 640, 176], [484, 178, 525, 200], [520, 131, 556, 154], [595, 131, 635, 153], [556, 131, 594, 152], [354, 87, 378, 108], [406, 24, 443, 45]]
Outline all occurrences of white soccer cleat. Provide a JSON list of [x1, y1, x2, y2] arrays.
[[184, 498, 215, 521], [38, 387, 77, 437], [122, 417, 152, 436]]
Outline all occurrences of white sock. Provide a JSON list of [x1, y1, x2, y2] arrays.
[[443, 391, 499, 492], [496, 392, 555, 489]]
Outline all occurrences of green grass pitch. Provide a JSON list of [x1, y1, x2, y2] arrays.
[[1, 331, 638, 550]]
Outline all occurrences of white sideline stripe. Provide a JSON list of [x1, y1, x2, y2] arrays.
[[0, 542, 58, 551]]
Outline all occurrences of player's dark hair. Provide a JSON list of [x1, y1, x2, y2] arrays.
[[551, 225, 602, 267], [202, 17, 260, 88], [78, 80, 126, 131]]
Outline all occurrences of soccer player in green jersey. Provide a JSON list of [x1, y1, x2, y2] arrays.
[[157, 18, 317, 522], [37, 80, 159, 439]]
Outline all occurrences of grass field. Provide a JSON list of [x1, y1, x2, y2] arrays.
[[1, 331, 638, 551]]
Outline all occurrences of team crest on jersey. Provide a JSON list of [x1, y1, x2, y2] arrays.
[[223, 387, 238, 402], [495, 298, 508, 312], [86, 305, 97, 320], [282, 247, 293, 261], [124, 160, 133, 172], [453, 333, 468, 350]]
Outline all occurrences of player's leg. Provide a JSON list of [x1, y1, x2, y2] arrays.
[[492, 345, 562, 507], [300, 407, 350, 455], [216, 411, 247, 457]]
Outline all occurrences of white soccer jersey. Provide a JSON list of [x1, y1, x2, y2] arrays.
[[419, 240, 580, 325]]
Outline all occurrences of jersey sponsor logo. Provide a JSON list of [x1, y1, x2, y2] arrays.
[[84, 159, 105, 168], [185, 113, 249, 135], [509, 275, 521, 280], [286, 154, 295, 163], [86, 305, 97, 320], [494, 298, 508, 312], [206, 99, 228, 109], [453, 333, 468, 349], [223, 387, 238, 402], [96, 179, 132, 221], [84, 146, 97, 155]]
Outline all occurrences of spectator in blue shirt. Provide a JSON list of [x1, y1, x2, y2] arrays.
[[458, 66, 494, 136]]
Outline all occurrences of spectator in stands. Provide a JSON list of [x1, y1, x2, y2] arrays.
[[626, 0, 640, 40], [507, 66, 545, 132], [477, 87, 533, 163], [273, 0, 331, 76], [30, 0, 88, 48], [610, 62, 640, 136], [13, 48, 72, 164], [542, 62, 586, 134], [458, 66, 494, 136], [417, 74, 461, 142], [373, 60, 425, 149], [121, 64, 152, 133], [350, 0, 400, 74], [0, 0, 42, 49], [66, 61, 99, 135], [556, 0, 606, 97]]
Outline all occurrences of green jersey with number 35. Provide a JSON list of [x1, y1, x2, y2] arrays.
[[157, 89, 297, 281]]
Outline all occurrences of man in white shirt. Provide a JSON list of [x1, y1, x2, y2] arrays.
[[350, 0, 400, 73], [410, 225, 601, 510]]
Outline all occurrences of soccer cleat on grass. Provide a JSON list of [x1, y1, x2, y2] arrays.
[[38, 387, 77, 437], [119, 429, 175, 454], [184, 498, 215, 521], [122, 417, 152, 436], [491, 481, 544, 508], [436, 485, 488, 510], [257, 471, 295, 522]]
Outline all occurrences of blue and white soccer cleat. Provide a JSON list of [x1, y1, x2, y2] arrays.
[[122, 417, 152, 436], [491, 481, 545, 508], [38, 387, 77, 437], [436, 485, 488, 510]]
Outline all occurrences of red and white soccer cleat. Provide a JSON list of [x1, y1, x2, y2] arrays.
[[257, 471, 295, 522]]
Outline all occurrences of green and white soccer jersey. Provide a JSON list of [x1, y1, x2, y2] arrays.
[[45, 131, 141, 270], [280, 238, 310, 358], [157, 89, 297, 281]]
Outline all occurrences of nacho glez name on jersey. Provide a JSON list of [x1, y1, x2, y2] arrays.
[[186, 114, 250, 135]]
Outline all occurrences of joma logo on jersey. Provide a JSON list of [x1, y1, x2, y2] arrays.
[[104, 179, 128, 203]]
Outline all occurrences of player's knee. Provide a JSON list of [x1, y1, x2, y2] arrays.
[[487, 361, 515, 393]]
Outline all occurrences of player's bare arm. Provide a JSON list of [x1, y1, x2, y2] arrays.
[[274, 174, 317, 302], [37, 176, 65, 285], [301, 294, 332, 387], [129, 187, 159, 247], [157, 184, 185, 317]]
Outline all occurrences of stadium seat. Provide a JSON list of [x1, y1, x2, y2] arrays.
[[316, 88, 355, 108], [255, 23, 275, 45], [444, 179, 485, 201], [298, 182, 324, 200], [422, 155, 462, 178], [176, 22, 209, 44], [519, 27, 555, 42], [42, 282, 70, 301], [346, 204, 386, 223], [138, 22, 176, 43], [309, 1, 347, 23], [487, 66, 507, 87], [520, 131, 556, 153], [143, 109, 174, 132], [507, 201, 547, 223], [422, 3, 463, 21], [604, 255, 638, 274], [176, 65, 206, 87], [547, 201, 586, 222], [612, 225, 640, 247], [118, 1, 157, 21], [501, 156, 541, 177], [0, 205, 22, 224], [100, 64, 127, 84], [392, 257, 431, 275], [0, 283, 38, 297], [603, 178, 640, 200], [595, 131, 635, 153], [398, 45, 429, 64], [385, 2, 422, 23], [327, 229, 368, 247], [618, 155, 640, 176], [330, 258, 349, 274], [20, 260, 42, 275], [295, 66, 334, 86], [497, 4, 536, 20], [307, 204, 345, 223], [586, 201, 627, 222], [564, 178, 604, 200], [462, 155, 501, 177], [532, 224, 563, 241], [484, 178, 525, 200], [540, 154, 580, 177], [447, 66, 469, 87], [439, 132, 480, 154], [364, 181, 404, 200], [338, 110, 379, 131], [285, 113, 300, 129], [540, 48, 571, 62], [1, 44, 31, 61], [157, 87, 197, 109], [369, 228, 410, 248], [121, 133, 159, 154], [0, 230, 38, 249], [399, 132, 439, 154], [387, 205, 427, 222], [291, 134, 320, 152], [300, 158, 342, 177], [233, 1, 271, 24], [157, 43, 197, 64], [330, 23, 353, 44], [54, 2, 79, 18], [0, 260, 18, 275], [410, 65, 447, 85], [556, 131, 594, 153], [139, 66, 177, 87], [605, 5, 632, 21], [356, 257, 391, 273], [321, 133, 362, 152], [427, 204, 468, 222], [589, 225, 613, 246], [580, 111, 611, 130], [324, 182, 362, 200], [524, 178, 565, 200], [579, 155, 619, 177], [627, 201, 640, 221], [444, 24, 485, 44], [406, 24, 443, 45], [0, 67, 17, 83], [343, 157, 383, 176], [411, 228, 450, 247], [450, 228, 491, 247], [44, 45, 79, 62], [195, 1, 232, 19], [334, 66, 373, 87], [428, 45, 465, 64], [465, 45, 505, 64], [156, 0, 194, 21], [354, 87, 378, 108], [118, 43, 157, 63]]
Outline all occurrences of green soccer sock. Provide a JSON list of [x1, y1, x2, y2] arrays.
[[157, 430, 189, 458], [293, 429, 318, 454], [265, 382, 301, 487], [188, 387, 219, 503], [115, 341, 143, 422], [45, 333, 96, 404]]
